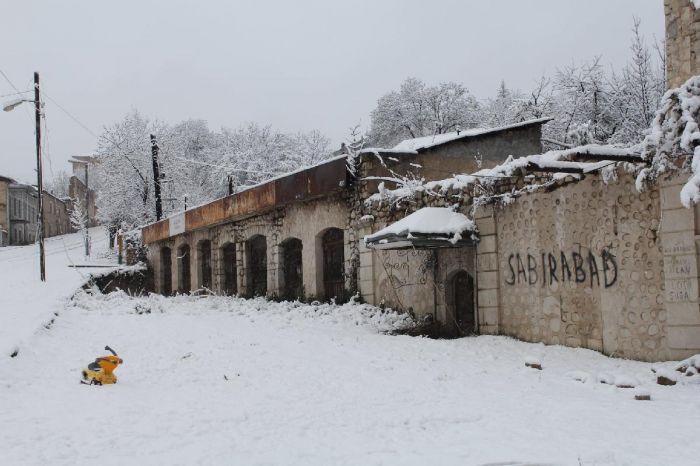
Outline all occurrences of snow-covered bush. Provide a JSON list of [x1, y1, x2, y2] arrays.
[[637, 76, 700, 206]]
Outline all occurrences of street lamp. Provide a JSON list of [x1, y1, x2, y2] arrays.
[[2, 98, 33, 112], [2, 72, 46, 281]]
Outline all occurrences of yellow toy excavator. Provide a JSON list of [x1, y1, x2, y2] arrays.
[[81, 346, 123, 385]]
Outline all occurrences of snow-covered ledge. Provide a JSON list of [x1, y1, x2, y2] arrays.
[[364, 207, 478, 250]]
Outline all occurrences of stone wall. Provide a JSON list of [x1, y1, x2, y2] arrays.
[[665, 0, 700, 88], [658, 175, 700, 359], [492, 171, 667, 361]]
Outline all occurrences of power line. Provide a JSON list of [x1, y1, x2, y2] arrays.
[[39, 89, 98, 138], [0, 69, 22, 94], [168, 153, 282, 176], [0, 69, 33, 119], [0, 90, 31, 98]]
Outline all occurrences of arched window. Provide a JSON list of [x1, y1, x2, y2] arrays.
[[161, 247, 172, 295], [321, 228, 345, 300], [281, 238, 303, 300], [246, 235, 267, 297], [197, 240, 212, 290], [177, 244, 191, 293], [222, 243, 237, 295]]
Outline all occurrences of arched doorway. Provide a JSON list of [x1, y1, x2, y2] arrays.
[[451, 270, 475, 335], [281, 238, 303, 300], [197, 240, 212, 290], [161, 247, 172, 295], [222, 243, 237, 295], [247, 235, 267, 297], [177, 244, 191, 293], [322, 228, 345, 301]]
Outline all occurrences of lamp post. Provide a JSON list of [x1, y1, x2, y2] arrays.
[[3, 72, 45, 281]]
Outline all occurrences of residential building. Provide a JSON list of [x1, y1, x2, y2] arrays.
[[0, 175, 72, 246], [0, 175, 14, 246], [8, 183, 38, 245]]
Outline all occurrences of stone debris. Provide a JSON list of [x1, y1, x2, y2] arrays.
[[656, 368, 679, 386], [614, 374, 639, 389], [634, 387, 652, 401]]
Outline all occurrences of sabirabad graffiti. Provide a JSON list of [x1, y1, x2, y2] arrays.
[[504, 249, 617, 288]]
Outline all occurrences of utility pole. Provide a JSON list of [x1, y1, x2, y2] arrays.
[[150, 134, 163, 221], [84, 162, 90, 257], [34, 72, 45, 282]]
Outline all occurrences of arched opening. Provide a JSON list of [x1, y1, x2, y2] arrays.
[[177, 244, 191, 293], [222, 243, 237, 295], [246, 235, 267, 297], [161, 246, 172, 295], [280, 238, 303, 300], [197, 239, 212, 290], [321, 228, 345, 301], [449, 270, 475, 335]]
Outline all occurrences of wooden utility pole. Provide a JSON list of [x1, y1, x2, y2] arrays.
[[150, 134, 163, 221], [34, 72, 45, 281]]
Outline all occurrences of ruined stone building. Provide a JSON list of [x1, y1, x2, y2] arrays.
[[142, 119, 547, 302], [142, 0, 700, 362], [68, 156, 98, 227]]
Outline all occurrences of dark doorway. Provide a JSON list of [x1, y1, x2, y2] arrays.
[[281, 238, 303, 300], [452, 270, 475, 334], [161, 247, 172, 295], [222, 243, 237, 295], [177, 244, 191, 293], [247, 235, 267, 297], [198, 240, 212, 290], [322, 228, 345, 301]]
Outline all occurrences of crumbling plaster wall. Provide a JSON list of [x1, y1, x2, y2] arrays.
[[354, 178, 477, 327], [148, 194, 352, 300]]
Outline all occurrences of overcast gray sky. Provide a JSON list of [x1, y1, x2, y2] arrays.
[[1, 0, 664, 183]]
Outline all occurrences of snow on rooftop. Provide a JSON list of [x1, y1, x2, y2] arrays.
[[390, 117, 553, 152], [391, 131, 481, 152], [364, 207, 477, 245]]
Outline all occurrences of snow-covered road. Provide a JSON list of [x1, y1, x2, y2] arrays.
[[0, 227, 114, 356], [1, 291, 698, 466]]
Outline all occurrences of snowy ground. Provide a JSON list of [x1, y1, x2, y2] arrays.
[[0, 227, 116, 357], [2, 233, 700, 465], [1, 289, 699, 465]]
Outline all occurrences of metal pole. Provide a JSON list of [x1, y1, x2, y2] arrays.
[[34, 72, 45, 281], [150, 134, 163, 221]]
